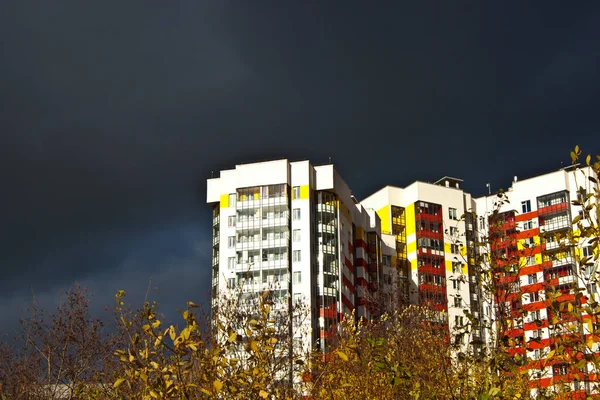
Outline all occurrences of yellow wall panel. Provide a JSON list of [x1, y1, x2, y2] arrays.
[[535, 253, 543, 265], [377, 205, 390, 234], [406, 203, 416, 236], [300, 185, 310, 199], [444, 243, 451, 253], [355, 226, 364, 239], [220, 194, 229, 208], [445, 260, 453, 272], [462, 264, 469, 274]]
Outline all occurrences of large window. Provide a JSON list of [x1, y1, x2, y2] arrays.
[[293, 186, 300, 199], [293, 229, 301, 242], [293, 250, 301, 262], [521, 200, 531, 213], [228, 236, 236, 248]]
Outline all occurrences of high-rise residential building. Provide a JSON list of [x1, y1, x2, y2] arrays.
[[207, 158, 598, 395], [206, 159, 393, 358], [361, 177, 482, 350], [473, 166, 596, 396]]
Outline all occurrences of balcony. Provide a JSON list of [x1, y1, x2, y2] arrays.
[[262, 216, 289, 228], [318, 223, 337, 234], [317, 204, 336, 214], [318, 244, 336, 255]]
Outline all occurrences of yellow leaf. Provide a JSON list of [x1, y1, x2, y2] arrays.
[[213, 379, 223, 391], [228, 331, 237, 343], [152, 320, 161, 329], [546, 349, 556, 360], [113, 378, 126, 388], [336, 350, 349, 361], [201, 388, 211, 396], [250, 340, 259, 352], [259, 389, 269, 398], [188, 301, 199, 308], [149, 390, 159, 399], [169, 326, 176, 341]]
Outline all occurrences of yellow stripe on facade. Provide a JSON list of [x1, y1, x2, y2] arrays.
[[410, 259, 418, 270], [444, 243, 451, 253], [407, 241, 417, 254], [220, 194, 229, 208], [377, 205, 391, 234], [535, 253, 543, 265]]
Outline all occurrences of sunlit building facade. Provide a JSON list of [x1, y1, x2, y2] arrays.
[[207, 158, 598, 395]]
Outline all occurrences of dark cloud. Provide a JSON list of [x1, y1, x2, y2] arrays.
[[2, 1, 600, 333]]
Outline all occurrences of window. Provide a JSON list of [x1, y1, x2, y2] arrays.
[[528, 274, 538, 284], [532, 329, 541, 339], [521, 200, 531, 213], [583, 246, 592, 257], [479, 216, 485, 230], [229, 193, 236, 207], [293, 271, 301, 284], [294, 293, 302, 304], [534, 349, 541, 359], [523, 237, 534, 247], [529, 291, 540, 302], [454, 296, 461, 307], [449, 226, 458, 236], [452, 262, 462, 274], [523, 220, 534, 230], [228, 216, 236, 227], [227, 278, 236, 289], [293, 186, 300, 199], [228, 257, 235, 270], [453, 279, 461, 290], [293, 250, 301, 262], [451, 244, 460, 254], [293, 208, 301, 220], [526, 256, 536, 266], [293, 229, 301, 242], [449, 207, 458, 220], [228, 236, 236, 248]]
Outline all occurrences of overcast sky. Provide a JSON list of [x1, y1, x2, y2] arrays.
[[1, 1, 599, 334]]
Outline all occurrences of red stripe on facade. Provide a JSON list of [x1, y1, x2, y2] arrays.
[[343, 275, 355, 294], [344, 257, 354, 273], [515, 211, 538, 222], [341, 294, 354, 311]]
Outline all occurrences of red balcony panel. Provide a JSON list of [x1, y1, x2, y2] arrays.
[[538, 202, 568, 215], [416, 230, 444, 240], [354, 239, 368, 251], [522, 301, 546, 312], [521, 282, 544, 293], [416, 213, 442, 222], [356, 277, 368, 287], [355, 257, 368, 268], [418, 265, 446, 276]]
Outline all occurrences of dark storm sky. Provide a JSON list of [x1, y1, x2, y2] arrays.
[[1, 1, 599, 333]]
